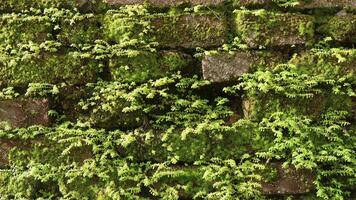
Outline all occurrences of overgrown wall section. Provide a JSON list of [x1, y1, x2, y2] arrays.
[[0, 0, 355, 199]]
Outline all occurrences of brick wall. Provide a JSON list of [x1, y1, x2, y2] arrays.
[[0, 0, 355, 199]]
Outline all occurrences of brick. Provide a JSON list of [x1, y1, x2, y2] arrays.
[[243, 49, 356, 120], [0, 140, 19, 166], [57, 15, 103, 45], [322, 15, 356, 44], [296, 0, 356, 9], [105, 0, 224, 7], [104, 13, 227, 48], [289, 48, 356, 75], [110, 51, 193, 83], [235, 0, 356, 9], [0, 49, 103, 88], [0, 99, 50, 129], [0, 14, 52, 45], [262, 162, 315, 195], [116, 127, 260, 163], [234, 0, 275, 7], [0, 0, 107, 12], [202, 51, 286, 83], [0, 138, 92, 167], [234, 10, 314, 48]]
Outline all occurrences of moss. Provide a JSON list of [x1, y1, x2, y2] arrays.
[[57, 14, 104, 45], [103, 12, 227, 48], [289, 48, 356, 78], [109, 51, 192, 83], [323, 15, 356, 44], [234, 9, 314, 48], [0, 48, 103, 88], [0, 14, 52, 45], [0, 0, 108, 12]]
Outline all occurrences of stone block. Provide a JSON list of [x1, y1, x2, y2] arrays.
[[0, 49, 103, 87], [322, 15, 356, 44], [0, 14, 52, 45], [202, 51, 285, 82], [262, 162, 315, 195], [0, 0, 106, 12], [235, 0, 356, 9], [104, 13, 227, 48], [234, 10, 314, 48], [0, 99, 50, 129], [110, 50, 193, 83], [105, 0, 224, 7]]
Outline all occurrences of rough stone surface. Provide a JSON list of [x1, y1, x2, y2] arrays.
[[0, 14, 52, 45], [323, 15, 356, 44], [202, 51, 285, 82], [0, 51, 102, 87], [297, 0, 356, 9], [110, 51, 193, 83], [202, 52, 254, 82], [0, 140, 23, 166], [236, 0, 356, 9], [105, 0, 224, 7], [262, 163, 315, 195], [234, 10, 314, 48], [104, 13, 227, 48], [152, 14, 227, 48], [0, 99, 50, 128]]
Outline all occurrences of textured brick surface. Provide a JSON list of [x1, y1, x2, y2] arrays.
[[234, 10, 314, 48], [323, 15, 356, 44], [110, 51, 193, 83], [0, 99, 50, 128], [202, 51, 285, 82], [106, 0, 224, 6], [0, 51, 102, 87], [236, 0, 356, 9], [262, 163, 315, 195], [104, 13, 227, 48], [0, 14, 52, 45], [297, 0, 356, 9]]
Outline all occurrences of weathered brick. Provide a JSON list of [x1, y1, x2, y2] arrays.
[[243, 49, 356, 120], [297, 0, 356, 9], [289, 48, 356, 75], [0, 49, 103, 87], [262, 162, 315, 195], [0, 99, 50, 128], [0, 138, 92, 167], [105, 0, 224, 7], [0, 0, 107, 12], [0, 140, 18, 166], [104, 13, 227, 48], [235, 0, 356, 9], [202, 51, 286, 82], [234, 0, 275, 7], [322, 15, 356, 44], [110, 51, 193, 83], [234, 10, 314, 48], [0, 14, 52, 45]]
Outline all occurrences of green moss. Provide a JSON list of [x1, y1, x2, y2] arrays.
[[0, 14, 52, 45], [109, 51, 192, 83], [57, 14, 103, 45], [234, 9, 314, 48], [0, 0, 107, 12], [103, 12, 227, 48], [323, 15, 356, 43], [0, 45, 103, 87]]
